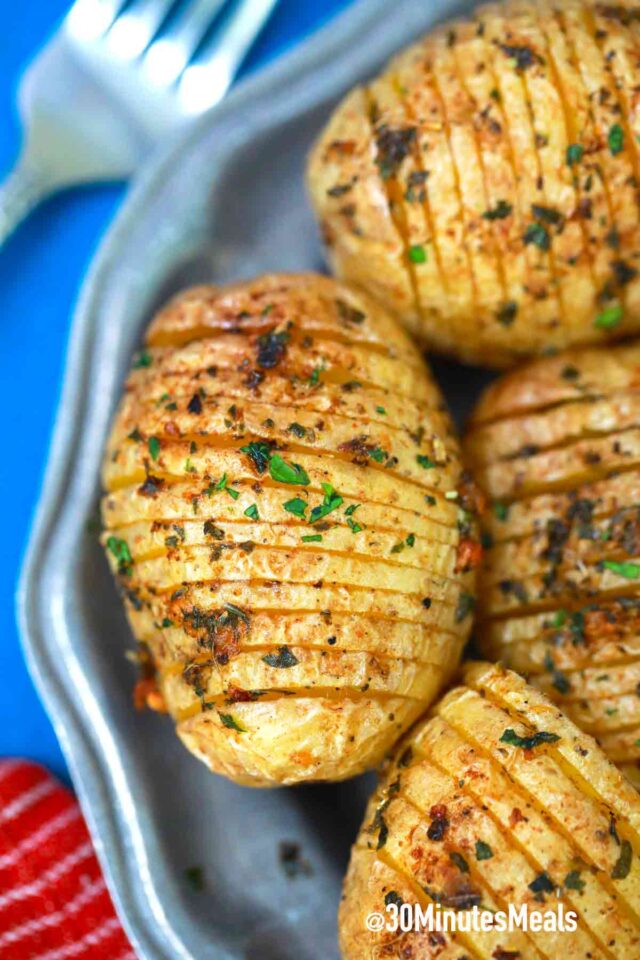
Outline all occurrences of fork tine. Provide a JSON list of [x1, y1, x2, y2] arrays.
[[66, 0, 128, 42], [142, 0, 227, 87], [107, 0, 177, 60], [178, 0, 278, 113]]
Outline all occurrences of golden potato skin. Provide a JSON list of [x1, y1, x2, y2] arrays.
[[308, 0, 640, 368], [340, 663, 640, 959], [101, 273, 478, 787], [465, 341, 640, 787]]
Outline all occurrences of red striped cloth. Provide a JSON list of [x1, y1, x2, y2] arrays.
[[0, 760, 136, 959]]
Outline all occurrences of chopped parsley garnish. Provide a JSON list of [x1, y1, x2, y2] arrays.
[[368, 446, 387, 463], [219, 713, 246, 733], [302, 534, 323, 543], [345, 504, 360, 517], [416, 454, 436, 470], [376, 406, 387, 415], [566, 143, 584, 166], [608, 123, 624, 156], [500, 728, 560, 750], [214, 473, 240, 499], [564, 870, 585, 892], [148, 436, 161, 461], [288, 422, 307, 438], [494, 502, 509, 522], [475, 841, 493, 861], [106, 536, 133, 576], [284, 497, 308, 519], [244, 504, 259, 521], [529, 872, 555, 895], [308, 364, 325, 386], [612, 840, 632, 880], [240, 441, 273, 475], [595, 304, 623, 329], [483, 200, 512, 220], [310, 483, 343, 524], [531, 204, 563, 226], [269, 455, 310, 486], [133, 350, 152, 369], [384, 891, 404, 907], [602, 559, 640, 579], [408, 244, 427, 264], [524, 222, 550, 251], [347, 519, 363, 534], [262, 646, 299, 669]]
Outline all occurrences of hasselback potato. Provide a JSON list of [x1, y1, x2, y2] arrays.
[[340, 662, 640, 959], [101, 273, 478, 787], [308, 0, 640, 368], [465, 341, 640, 787]]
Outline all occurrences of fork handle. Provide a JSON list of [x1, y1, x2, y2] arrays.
[[0, 158, 52, 246]]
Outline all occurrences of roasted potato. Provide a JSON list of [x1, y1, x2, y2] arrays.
[[465, 341, 640, 787], [340, 662, 640, 959], [101, 274, 479, 787], [308, 0, 640, 368]]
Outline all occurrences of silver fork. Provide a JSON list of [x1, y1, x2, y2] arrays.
[[0, 0, 278, 244]]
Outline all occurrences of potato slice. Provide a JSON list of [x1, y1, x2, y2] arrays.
[[306, 91, 419, 333], [101, 479, 461, 540], [102, 274, 475, 786], [127, 336, 436, 403]]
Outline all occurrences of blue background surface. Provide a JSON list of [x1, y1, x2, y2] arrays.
[[0, 0, 352, 782]]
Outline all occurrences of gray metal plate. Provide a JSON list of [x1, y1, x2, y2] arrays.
[[18, 1, 489, 957]]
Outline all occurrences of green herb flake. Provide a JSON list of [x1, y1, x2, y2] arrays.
[[595, 304, 623, 330], [240, 441, 273, 475], [219, 713, 246, 733], [284, 497, 308, 519], [602, 559, 640, 579], [612, 840, 632, 880], [608, 123, 624, 156], [529, 872, 555, 895], [406, 533, 415, 547], [564, 870, 585, 892], [494, 501, 509, 522], [302, 534, 323, 543], [310, 483, 343, 524], [417, 455, 436, 470], [262, 646, 299, 669], [106, 536, 133, 576], [347, 519, 363, 534], [566, 143, 584, 166], [133, 350, 152, 369], [500, 728, 560, 750], [483, 200, 512, 220], [148, 436, 161, 461], [127, 428, 142, 443], [408, 244, 427, 264], [475, 840, 493, 861], [269, 454, 310, 486], [244, 504, 259, 521], [376, 406, 387, 415], [524, 222, 551, 251]]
